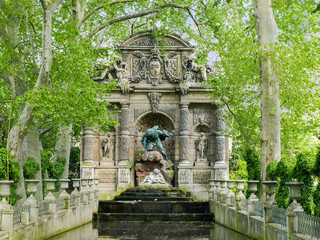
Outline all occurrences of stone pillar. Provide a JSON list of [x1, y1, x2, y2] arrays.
[[117, 104, 131, 191], [81, 127, 96, 179], [1, 207, 13, 234], [119, 104, 130, 165], [213, 105, 228, 180], [179, 104, 190, 166], [28, 198, 39, 223]]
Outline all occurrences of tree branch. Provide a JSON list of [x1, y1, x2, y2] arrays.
[[86, 3, 189, 38], [222, 100, 250, 144], [39, 126, 53, 137], [78, 0, 137, 28]]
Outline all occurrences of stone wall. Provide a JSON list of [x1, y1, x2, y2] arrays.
[[210, 180, 320, 240], [0, 187, 98, 240]]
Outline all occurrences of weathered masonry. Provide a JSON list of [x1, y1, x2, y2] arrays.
[[81, 31, 230, 200]]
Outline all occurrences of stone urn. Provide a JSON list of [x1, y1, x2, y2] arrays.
[[262, 181, 277, 204], [60, 179, 70, 198], [60, 179, 70, 190], [45, 179, 57, 202], [226, 180, 235, 207], [226, 180, 234, 191], [25, 179, 40, 199], [286, 182, 304, 211], [71, 179, 81, 192], [235, 180, 246, 210], [0, 180, 14, 204], [235, 180, 245, 193], [247, 180, 259, 200], [219, 180, 227, 204]]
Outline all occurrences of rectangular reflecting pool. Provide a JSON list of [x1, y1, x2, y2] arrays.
[[48, 221, 252, 240]]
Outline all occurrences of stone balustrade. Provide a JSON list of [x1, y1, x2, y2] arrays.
[[0, 178, 99, 240], [210, 180, 320, 240]]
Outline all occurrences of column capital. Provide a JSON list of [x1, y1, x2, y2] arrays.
[[120, 103, 130, 108], [180, 103, 189, 108]]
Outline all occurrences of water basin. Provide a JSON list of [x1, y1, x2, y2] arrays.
[[48, 221, 252, 240]]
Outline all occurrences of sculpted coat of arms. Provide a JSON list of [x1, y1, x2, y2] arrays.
[[132, 47, 179, 85]]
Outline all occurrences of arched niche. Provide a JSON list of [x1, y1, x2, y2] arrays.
[[135, 112, 175, 162]]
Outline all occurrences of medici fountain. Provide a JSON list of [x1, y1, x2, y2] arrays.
[[80, 31, 231, 201]]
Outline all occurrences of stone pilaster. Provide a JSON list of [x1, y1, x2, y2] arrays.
[[179, 104, 190, 166], [214, 106, 228, 179], [81, 127, 96, 179], [117, 104, 131, 190], [119, 104, 130, 165]]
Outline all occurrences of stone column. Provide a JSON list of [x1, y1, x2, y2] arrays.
[[81, 127, 96, 179], [117, 104, 131, 191], [179, 104, 190, 166], [119, 104, 130, 165], [213, 105, 228, 180]]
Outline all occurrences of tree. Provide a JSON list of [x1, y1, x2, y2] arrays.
[[1, 0, 207, 201]]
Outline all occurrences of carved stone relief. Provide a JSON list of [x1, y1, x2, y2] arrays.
[[179, 169, 191, 184], [148, 93, 162, 113], [128, 37, 184, 47], [193, 171, 212, 184], [136, 113, 174, 132], [193, 109, 212, 127], [82, 167, 94, 179], [134, 107, 176, 122], [119, 169, 130, 183], [98, 169, 116, 183]]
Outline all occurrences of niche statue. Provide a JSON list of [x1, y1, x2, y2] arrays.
[[141, 126, 173, 162]]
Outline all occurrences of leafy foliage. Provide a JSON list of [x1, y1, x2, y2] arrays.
[[23, 157, 40, 180], [69, 147, 80, 179], [0, 148, 20, 204]]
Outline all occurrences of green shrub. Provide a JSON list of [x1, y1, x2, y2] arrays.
[[244, 148, 260, 181], [314, 184, 320, 217], [313, 147, 320, 217], [293, 152, 316, 214], [69, 147, 80, 178], [23, 157, 40, 179], [0, 148, 21, 205], [274, 157, 296, 208], [40, 149, 66, 194], [267, 160, 278, 181]]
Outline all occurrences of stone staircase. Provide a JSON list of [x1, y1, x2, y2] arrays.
[[93, 188, 214, 222]]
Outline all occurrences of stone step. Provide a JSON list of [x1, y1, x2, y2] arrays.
[[98, 201, 210, 214], [93, 212, 214, 222], [94, 221, 213, 237], [121, 191, 187, 197], [113, 196, 192, 201]]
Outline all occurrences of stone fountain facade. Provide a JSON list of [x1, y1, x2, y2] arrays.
[[80, 31, 230, 200]]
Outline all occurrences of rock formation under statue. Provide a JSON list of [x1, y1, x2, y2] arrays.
[[136, 126, 174, 186]]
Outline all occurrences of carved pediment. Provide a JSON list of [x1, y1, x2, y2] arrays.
[[94, 31, 210, 95], [120, 31, 193, 49]]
